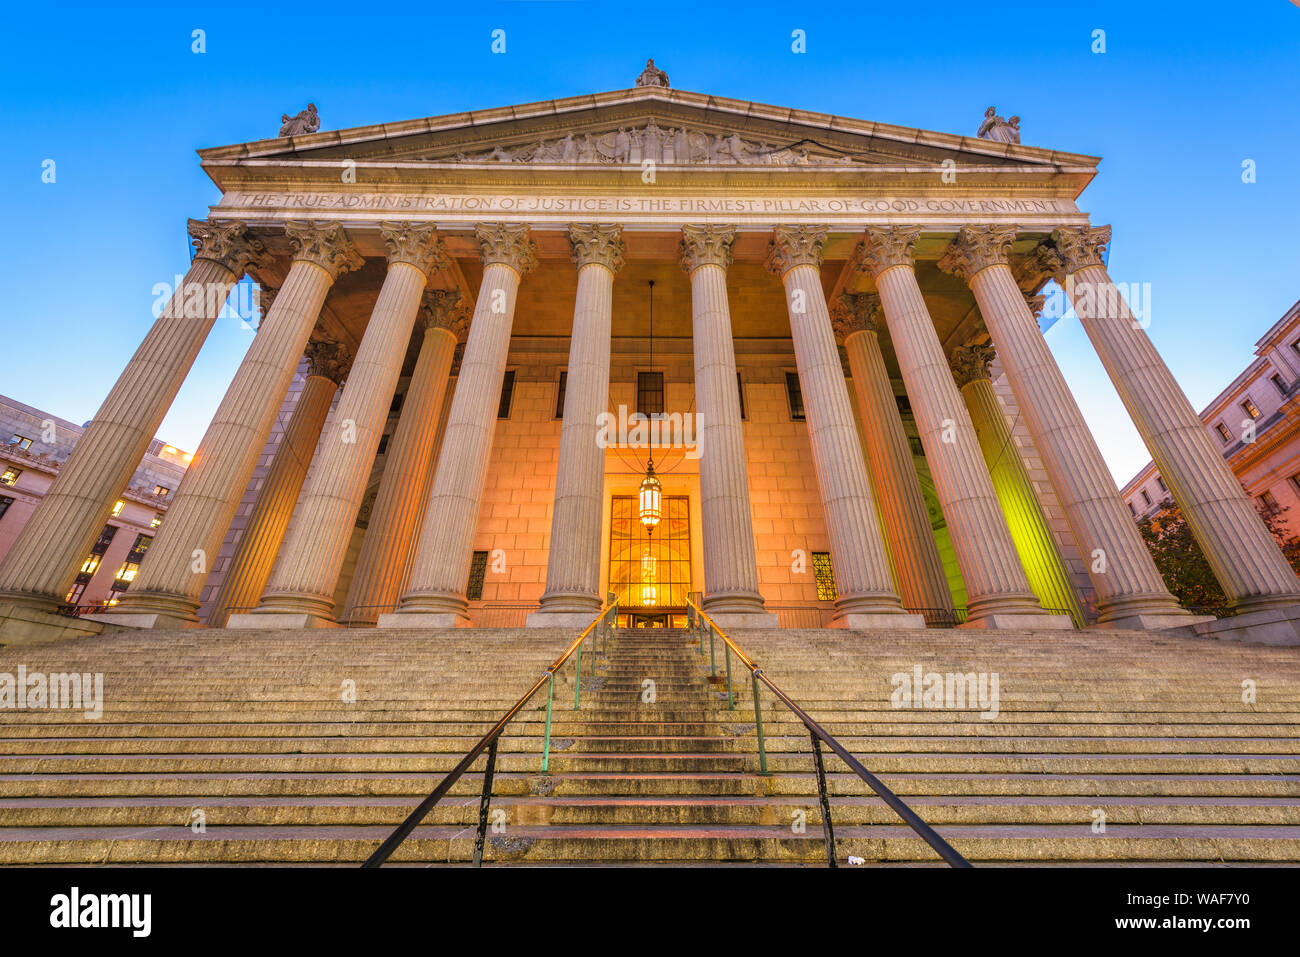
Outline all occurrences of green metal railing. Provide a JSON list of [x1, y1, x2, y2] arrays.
[[361, 595, 618, 868], [684, 595, 970, 869]]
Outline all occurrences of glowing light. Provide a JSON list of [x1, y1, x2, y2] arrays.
[[638, 462, 661, 532]]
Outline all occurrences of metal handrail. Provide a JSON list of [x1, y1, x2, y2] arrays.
[[685, 595, 971, 869], [361, 595, 619, 868]]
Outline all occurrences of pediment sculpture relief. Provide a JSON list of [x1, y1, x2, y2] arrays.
[[440, 119, 861, 167]]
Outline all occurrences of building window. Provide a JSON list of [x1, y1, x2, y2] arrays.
[[0, 467, 19, 487], [812, 551, 837, 601], [465, 550, 489, 600], [555, 371, 567, 420], [1240, 396, 1260, 420], [1140, 489, 1152, 508], [608, 495, 692, 612], [111, 499, 124, 516], [1259, 490, 1279, 512], [1290, 473, 1300, 497], [7, 434, 32, 451], [389, 392, 404, 415], [376, 434, 389, 455], [1215, 422, 1232, 443], [637, 371, 664, 417], [107, 534, 152, 603], [1272, 373, 1289, 397], [151, 513, 163, 529], [1156, 476, 1167, 492], [736, 372, 747, 420], [0, 495, 13, 519], [785, 372, 805, 421], [497, 370, 516, 419], [153, 485, 170, 497], [1128, 502, 1137, 517]]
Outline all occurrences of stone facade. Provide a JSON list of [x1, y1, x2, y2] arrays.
[[3, 74, 1297, 644]]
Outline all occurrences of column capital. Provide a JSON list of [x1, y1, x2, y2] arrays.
[[254, 284, 278, 332], [1050, 224, 1112, 273], [830, 292, 881, 340], [380, 221, 446, 278], [475, 222, 538, 276], [949, 342, 996, 389], [187, 219, 273, 277], [418, 289, 469, 340], [1025, 293, 1047, 321], [679, 224, 736, 273], [764, 225, 827, 276], [568, 223, 625, 272], [303, 337, 353, 385], [853, 225, 922, 278], [937, 224, 1018, 281], [284, 221, 364, 279]]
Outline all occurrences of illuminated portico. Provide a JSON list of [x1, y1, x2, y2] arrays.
[[2, 68, 1297, 645]]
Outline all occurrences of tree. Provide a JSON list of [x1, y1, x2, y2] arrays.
[[1136, 495, 1300, 616]]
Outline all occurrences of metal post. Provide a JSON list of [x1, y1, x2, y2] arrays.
[[810, 733, 837, 868], [472, 737, 500, 867], [541, 673, 555, 772], [574, 642, 582, 710], [752, 672, 767, 774], [709, 629, 716, 676], [725, 642, 734, 710]]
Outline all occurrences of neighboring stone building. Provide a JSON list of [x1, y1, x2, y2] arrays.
[[0, 395, 188, 608], [1122, 298, 1300, 540], [3, 65, 1300, 645]]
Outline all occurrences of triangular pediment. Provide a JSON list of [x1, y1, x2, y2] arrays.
[[200, 86, 1099, 192]]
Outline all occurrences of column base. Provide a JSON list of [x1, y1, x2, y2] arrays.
[[227, 612, 339, 630], [1193, 605, 1300, 646], [1093, 612, 1217, 633], [81, 611, 199, 631], [526, 609, 600, 629], [960, 613, 1075, 630], [96, 592, 201, 629], [707, 612, 780, 630], [838, 612, 927, 630], [0, 599, 105, 645], [376, 611, 473, 629]]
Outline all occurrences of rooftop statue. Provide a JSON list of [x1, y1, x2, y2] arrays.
[[635, 58, 669, 88], [976, 106, 1020, 144], [279, 103, 320, 137]]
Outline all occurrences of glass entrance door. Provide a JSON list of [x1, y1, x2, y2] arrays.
[[609, 495, 691, 627]]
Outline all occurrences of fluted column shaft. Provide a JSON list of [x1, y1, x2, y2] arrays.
[[767, 232, 909, 621], [106, 222, 360, 625], [1055, 227, 1300, 611], [391, 224, 536, 625], [860, 229, 1045, 625], [256, 253, 435, 622], [958, 250, 1185, 624], [842, 324, 954, 614], [342, 321, 458, 624], [206, 369, 338, 626], [958, 368, 1083, 624], [534, 226, 623, 622], [0, 221, 266, 615], [680, 226, 767, 618]]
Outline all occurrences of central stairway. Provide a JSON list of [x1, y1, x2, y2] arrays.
[[1, 622, 1299, 864]]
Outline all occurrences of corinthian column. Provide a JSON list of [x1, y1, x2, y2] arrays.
[[855, 226, 1069, 629], [243, 223, 444, 627], [940, 225, 1190, 629], [0, 220, 269, 636], [100, 221, 363, 629], [206, 338, 351, 626], [765, 226, 921, 628], [1051, 225, 1300, 624], [832, 292, 953, 619], [382, 224, 537, 628], [341, 290, 466, 625], [680, 225, 776, 628], [528, 224, 625, 628], [949, 341, 1084, 624]]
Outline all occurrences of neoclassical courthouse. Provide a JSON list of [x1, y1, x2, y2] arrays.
[[2, 64, 1299, 645]]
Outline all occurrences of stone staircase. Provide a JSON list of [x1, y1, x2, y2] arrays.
[[1, 622, 1299, 864]]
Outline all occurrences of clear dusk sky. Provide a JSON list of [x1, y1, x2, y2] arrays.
[[1, 1, 1297, 484]]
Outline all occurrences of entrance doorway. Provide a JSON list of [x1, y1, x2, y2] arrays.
[[608, 494, 691, 628]]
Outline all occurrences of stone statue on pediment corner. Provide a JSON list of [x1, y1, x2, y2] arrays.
[[279, 103, 319, 137]]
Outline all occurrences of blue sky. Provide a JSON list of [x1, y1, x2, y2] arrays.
[[1, 1, 1297, 483]]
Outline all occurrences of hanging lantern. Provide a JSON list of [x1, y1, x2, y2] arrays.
[[638, 460, 662, 532], [640, 545, 657, 581]]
